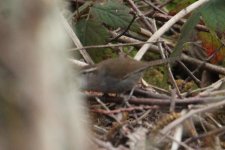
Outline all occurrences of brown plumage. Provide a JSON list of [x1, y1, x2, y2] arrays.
[[81, 57, 178, 93]]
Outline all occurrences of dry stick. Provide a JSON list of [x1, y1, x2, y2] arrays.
[[206, 113, 222, 128], [140, 27, 153, 37], [178, 61, 201, 86], [153, 13, 209, 32], [185, 83, 221, 97], [160, 98, 225, 135], [181, 54, 225, 75], [200, 89, 225, 97], [134, 0, 210, 60], [95, 97, 121, 123], [143, 0, 167, 14], [91, 105, 159, 114], [169, 89, 176, 112], [109, 31, 160, 52], [197, 78, 225, 96], [184, 126, 225, 144], [170, 110, 187, 150], [164, 44, 201, 86], [154, 21, 182, 98], [134, 88, 170, 99], [168, 63, 182, 96], [147, 83, 171, 95], [158, 130, 194, 150], [185, 45, 224, 83], [69, 37, 225, 77], [152, 18, 181, 97], [69, 58, 87, 66], [67, 1, 92, 20], [88, 95, 225, 106], [126, 0, 155, 33], [68, 41, 159, 51], [60, 13, 94, 64], [69, 32, 225, 76], [109, 15, 136, 42]]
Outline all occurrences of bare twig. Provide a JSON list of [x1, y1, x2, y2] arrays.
[[68, 40, 158, 51], [91, 105, 159, 114], [110, 14, 136, 42], [164, 44, 201, 86], [60, 13, 94, 64], [143, 0, 166, 14], [69, 58, 87, 66], [95, 97, 121, 123], [161, 99, 225, 135], [158, 130, 194, 150], [184, 126, 225, 144], [169, 89, 176, 112], [170, 110, 187, 150], [181, 54, 225, 75], [153, 13, 209, 32], [126, 0, 154, 33], [135, 0, 210, 60], [87, 95, 225, 106], [151, 18, 181, 97]]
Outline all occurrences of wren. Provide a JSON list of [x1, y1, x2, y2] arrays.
[[81, 57, 178, 93]]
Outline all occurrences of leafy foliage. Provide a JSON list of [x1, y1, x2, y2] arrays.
[[168, 0, 197, 15], [74, 0, 138, 48], [90, 0, 134, 29], [200, 0, 225, 33], [197, 31, 225, 64], [172, 0, 225, 59], [74, 19, 109, 46], [171, 11, 201, 57]]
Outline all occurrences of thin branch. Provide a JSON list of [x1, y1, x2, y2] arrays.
[[143, 0, 166, 14], [170, 110, 186, 150], [68, 40, 158, 51], [109, 14, 136, 42], [158, 130, 194, 150], [87, 95, 225, 106], [91, 105, 159, 114], [164, 44, 201, 86], [126, 0, 154, 33], [153, 13, 209, 32], [181, 54, 225, 75], [95, 97, 121, 123], [160, 99, 225, 135], [134, 0, 210, 60], [60, 13, 94, 64], [69, 58, 87, 66], [184, 126, 225, 144]]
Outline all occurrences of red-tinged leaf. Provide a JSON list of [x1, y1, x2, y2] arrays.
[[197, 32, 225, 64]]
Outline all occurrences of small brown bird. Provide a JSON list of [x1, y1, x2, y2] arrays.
[[81, 57, 178, 93]]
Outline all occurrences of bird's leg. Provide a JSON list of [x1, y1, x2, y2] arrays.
[[122, 85, 137, 107]]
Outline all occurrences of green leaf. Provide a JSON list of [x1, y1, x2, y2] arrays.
[[90, 0, 134, 29], [171, 11, 201, 57], [200, 0, 225, 33], [74, 19, 109, 46], [168, 0, 197, 15]]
